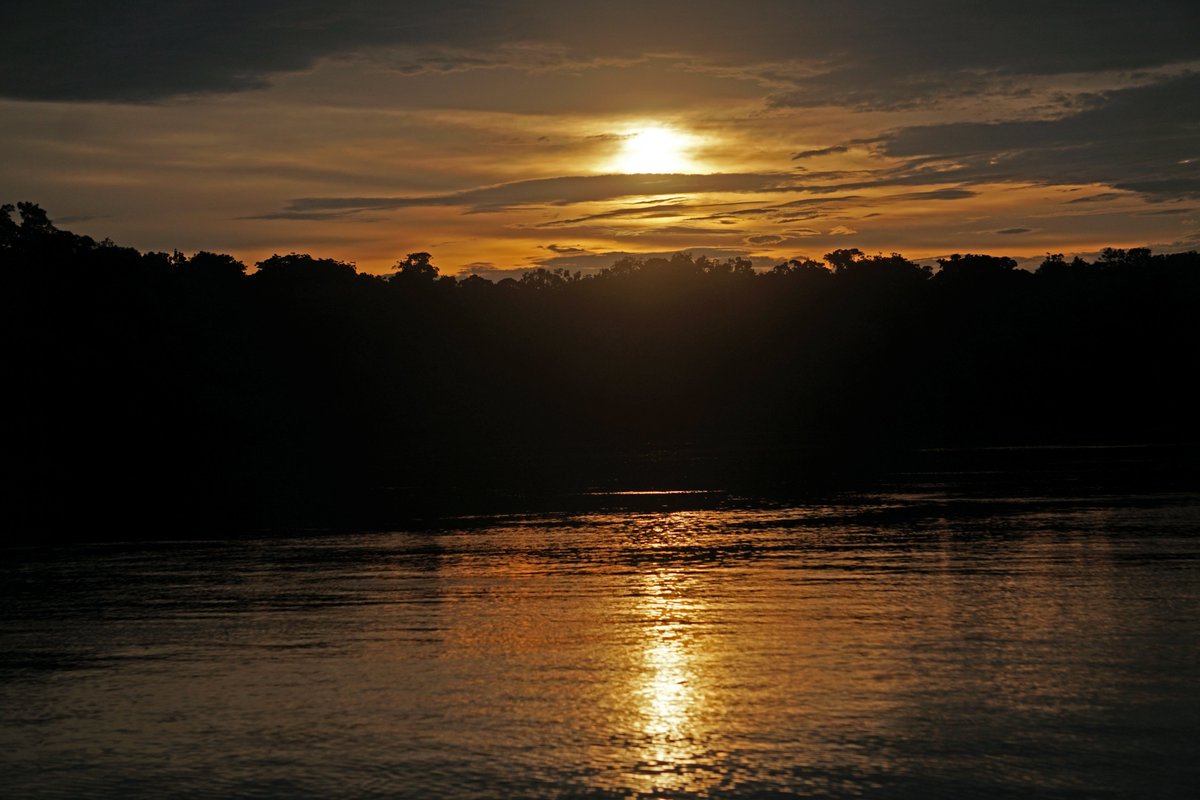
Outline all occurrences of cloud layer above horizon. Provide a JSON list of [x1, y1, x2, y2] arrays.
[[2, 1, 1197, 272]]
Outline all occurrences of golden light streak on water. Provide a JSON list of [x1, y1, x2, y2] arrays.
[[3, 477, 1200, 798]]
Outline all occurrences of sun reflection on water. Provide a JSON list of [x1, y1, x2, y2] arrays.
[[642, 610, 690, 740], [5, 491, 1194, 799], [629, 561, 721, 796]]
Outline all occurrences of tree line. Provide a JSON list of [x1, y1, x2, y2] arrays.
[[3, 202, 1198, 532]]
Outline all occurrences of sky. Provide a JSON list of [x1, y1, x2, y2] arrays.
[[3, 1, 1198, 275]]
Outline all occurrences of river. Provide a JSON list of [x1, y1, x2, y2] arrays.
[[3, 463, 1199, 798]]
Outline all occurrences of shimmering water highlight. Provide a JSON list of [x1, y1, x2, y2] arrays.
[[3, 487, 1199, 798]]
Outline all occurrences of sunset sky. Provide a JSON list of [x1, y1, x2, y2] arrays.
[[3, 1, 1198, 275]]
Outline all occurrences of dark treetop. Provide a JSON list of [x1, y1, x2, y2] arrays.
[[4, 203, 1198, 533]]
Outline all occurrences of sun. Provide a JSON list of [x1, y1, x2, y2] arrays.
[[612, 126, 698, 174]]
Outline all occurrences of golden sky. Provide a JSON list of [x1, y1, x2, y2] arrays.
[[2, 2, 1197, 275]]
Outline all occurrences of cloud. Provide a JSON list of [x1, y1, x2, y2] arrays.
[[242, 210, 360, 221], [282, 172, 801, 215], [7, 1, 1198, 271], [0, 3, 391, 101], [1067, 193, 1125, 204], [4, 2, 1196, 103], [532, 246, 777, 273], [621, 225, 736, 237], [792, 145, 848, 160], [536, 202, 700, 228], [759, 4, 1200, 110], [746, 234, 784, 245], [378, 43, 626, 77], [678, 187, 977, 229], [996, 227, 1033, 235], [1136, 207, 1195, 217], [893, 188, 979, 201], [849, 72, 1200, 201]]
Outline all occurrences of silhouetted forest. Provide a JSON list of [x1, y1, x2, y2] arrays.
[[4, 202, 1198, 532]]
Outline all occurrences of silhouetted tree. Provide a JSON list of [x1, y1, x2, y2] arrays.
[[823, 248, 864, 273], [457, 273, 494, 292], [16, 201, 55, 236], [5, 200, 1199, 535], [0, 203, 17, 247], [770, 257, 828, 276], [256, 252, 356, 280], [518, 267, 582, 289], [390, 251, 439, 284], [183, 251, 246, 281]]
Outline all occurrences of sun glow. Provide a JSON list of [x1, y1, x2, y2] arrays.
[[612, 126, 698, 174]]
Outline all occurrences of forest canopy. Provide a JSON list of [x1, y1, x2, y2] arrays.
[[4, 203, 1198, 531]]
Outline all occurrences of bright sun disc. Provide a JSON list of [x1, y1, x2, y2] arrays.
[[613, 126, 696, 174]]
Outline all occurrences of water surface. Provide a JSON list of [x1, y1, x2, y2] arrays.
[[3, 480, 1199, 798]]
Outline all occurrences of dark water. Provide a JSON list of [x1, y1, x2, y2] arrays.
[[3, 478, 1200, 798]]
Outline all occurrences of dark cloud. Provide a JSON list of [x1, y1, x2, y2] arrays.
[[623, 225, 734, 237], [760, 3, 1200, 110], [537, 203, 698, 228], [4, 2, 1197, 102], [1136, 208, 1195, 217], [746, 234, 784, 245], [1116, 178, 1200, 196], [894, 188, 978, 201], [792, 145, 848, 160], [684, 188, 975, 227], [1067, 193, 1125, 204], [544, 244, 589, 254], [243, 210, 360, 221], [996, 227, 1033, 235], [284, 173, 800, 215], [0, 2, 428, 101], [695, 195, 859, 223], [533, 246, 777, 274], [876, 72, 1200, 200]]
